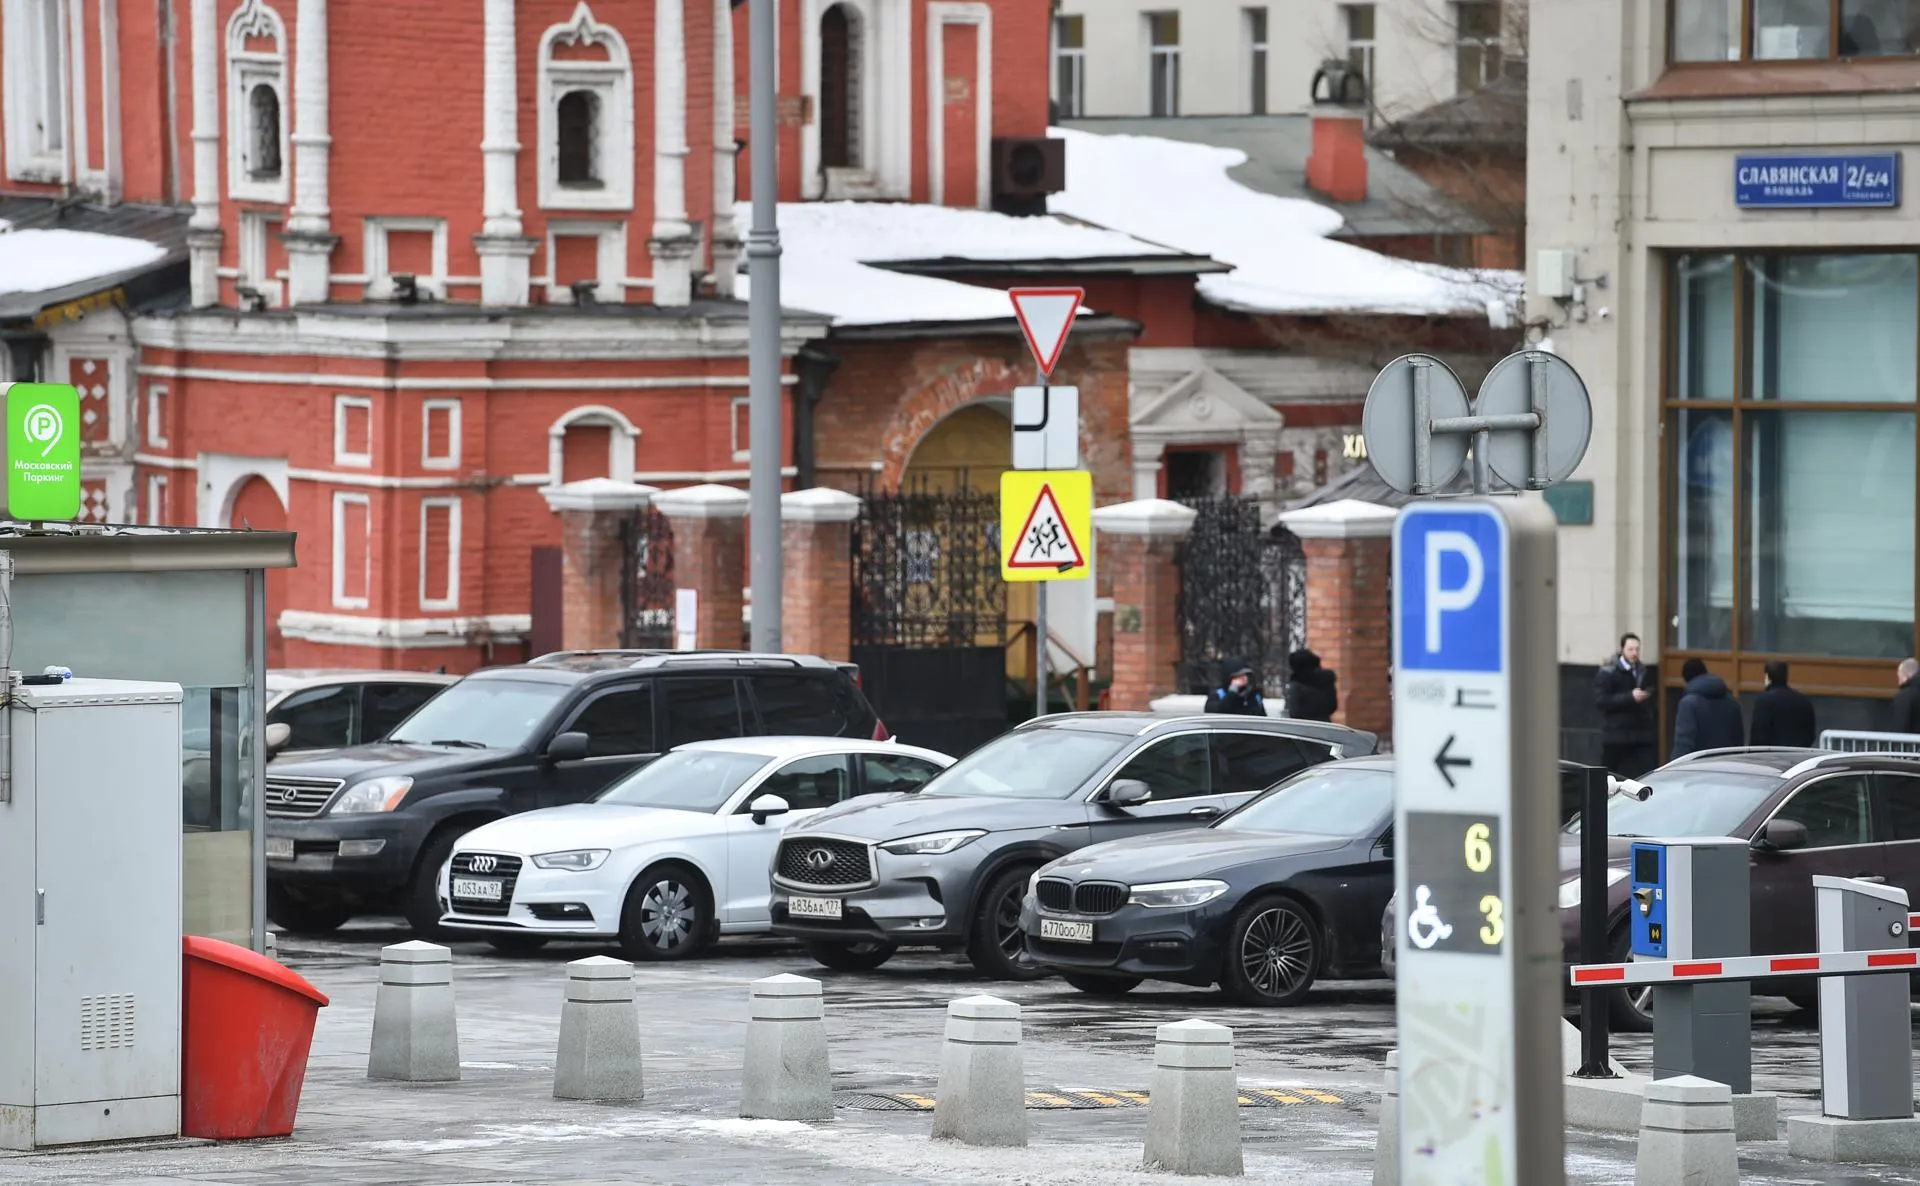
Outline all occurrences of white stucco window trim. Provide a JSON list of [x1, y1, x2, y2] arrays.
[[418, 495, 462, 611], [145, 381, 168, 447], [800, 0, 911, 200], [46, 339, 131, 450], [421, 398, 462, 470], [925, 1, 992, 209], [331, 490, 372, 609], [362, 216, 450, 300], [536, 2, 636, 213], [547, 404, 641, 485], [224, 0, 290, 204], [2, 0, 72, 184], [333, 394, 373, 468], [144, 472, 168, 525], [730, 395, 751, 462], [542, 219, 628, 304], [237, 210, 284, 306]]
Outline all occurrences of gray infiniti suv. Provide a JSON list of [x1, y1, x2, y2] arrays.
[[767, 712, 1378, 978]]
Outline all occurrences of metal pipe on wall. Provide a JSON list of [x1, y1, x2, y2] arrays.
[[746, 0, 784, 652]]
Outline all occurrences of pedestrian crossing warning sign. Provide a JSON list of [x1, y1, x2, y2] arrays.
[[1000, 469, 1092, 582]]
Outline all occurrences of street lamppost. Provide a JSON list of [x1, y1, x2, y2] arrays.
[[746, 0, 784, 652]]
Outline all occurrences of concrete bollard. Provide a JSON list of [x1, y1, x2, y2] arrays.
[[368, 940, 460, 1082], [740, 974, 832, 1122], [1143, 1019, 1244, 1177], [1635, 1076, 1738, 1186], [554, 956, 644, 1101], [1371, 1050, 1398, 1186], [932, 996, 1027, 1147]]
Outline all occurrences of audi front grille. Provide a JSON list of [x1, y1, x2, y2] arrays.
[[776, 837, 873, 888], [264, 776, 345, 819], [449, 852, 524, 917]]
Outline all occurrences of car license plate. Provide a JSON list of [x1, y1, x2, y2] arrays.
[[265, 838, 294, 860], [452, 877, 504, 902], [789, 896, 843, 920], [1041, 918, 1094, 943]]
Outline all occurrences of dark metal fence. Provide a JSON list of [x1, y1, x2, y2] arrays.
[[1175, 496, 1307, 696], [618, 507, 676, 649]]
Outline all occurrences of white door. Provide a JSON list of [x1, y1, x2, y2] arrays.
[[722, 754, 853, 924]]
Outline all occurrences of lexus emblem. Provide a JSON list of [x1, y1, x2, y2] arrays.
[[804, 848, 836, 871], [278, 786, 299, 804], [467, 854, 498, 874]]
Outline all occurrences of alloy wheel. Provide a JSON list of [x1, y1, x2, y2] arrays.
[[1240, 904, 1314, 999], [995, 883, 1031, 968], [639, 878, 697, 953]]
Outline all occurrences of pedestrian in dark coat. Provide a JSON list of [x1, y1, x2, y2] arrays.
[[1671, 657, 1745, 760], [1749, 660, 1816, 749], [1285, 649, 1339, 723], [1205, 662, 1267, 717], [1892, 658, 1920, 735], [1594, 632, 1657, 778]]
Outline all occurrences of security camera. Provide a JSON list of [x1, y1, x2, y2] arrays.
[[1595, 306, 1612, 320]]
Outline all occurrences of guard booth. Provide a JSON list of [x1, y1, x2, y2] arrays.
[[0, 523, 296, 951]]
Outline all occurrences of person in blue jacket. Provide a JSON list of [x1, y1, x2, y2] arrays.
[[1670, 657, 1745, 759], [1205, 662, 1266, 716]]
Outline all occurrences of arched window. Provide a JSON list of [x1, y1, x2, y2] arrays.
[[248, 84, 282, 179], [819, 3, 863, 171], [556, 90, 599, 187]]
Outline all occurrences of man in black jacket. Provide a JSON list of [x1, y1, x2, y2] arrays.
[[1893, 658, 1920, 735], [1594, 633, 1657, 778], [1672, 657, 1745, 759], [1285, 649, 1339, 722], [1205, 663, 1267, 717], [1749, 660, 1816, 748]]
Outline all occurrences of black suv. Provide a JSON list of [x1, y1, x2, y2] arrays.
[[264, 650, 884, 936]]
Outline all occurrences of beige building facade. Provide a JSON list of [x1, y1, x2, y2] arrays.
[[1529, 0, 1920, 745]]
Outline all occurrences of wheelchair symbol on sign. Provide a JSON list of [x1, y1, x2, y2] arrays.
[[1407, 885, 1453, 950]]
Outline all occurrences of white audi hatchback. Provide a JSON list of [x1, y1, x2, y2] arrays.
[[438, 736, 953, 959]]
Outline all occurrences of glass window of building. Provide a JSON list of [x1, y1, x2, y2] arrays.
[[1455, 2, 1504, 92], [1053, 15, 1086, 118], [1245, 8, 1269, 115], [1146, 12, 1180, 117], [1671, 0, 1917, 61], [1345, 5, 1377, 104], [1665, 252, 1918, 678]]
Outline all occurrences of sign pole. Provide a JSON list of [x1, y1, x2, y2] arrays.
[[745, 0, 783, 652], [1034, 363, 1049, 721]]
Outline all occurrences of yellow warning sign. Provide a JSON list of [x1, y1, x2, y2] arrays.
[[1000, 469, 1092, 583]]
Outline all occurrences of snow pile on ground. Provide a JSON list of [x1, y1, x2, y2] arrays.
[[736, 200, 1177, 326], [0, 227, 165, 297], [1049, 126, 1521, 317]]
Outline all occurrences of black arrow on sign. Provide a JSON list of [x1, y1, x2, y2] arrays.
[[1434, 736, 1472, 788]]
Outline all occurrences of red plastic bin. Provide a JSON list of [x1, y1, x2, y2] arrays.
[[181, 935, 331, 1140]]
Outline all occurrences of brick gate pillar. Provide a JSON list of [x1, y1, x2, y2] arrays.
[[542, 478, 660, 651], [781, 487, 860, 661], [1276, 499, 1398, 744], [1091, 499, 1198, 711], [654, 483, 751, 650]]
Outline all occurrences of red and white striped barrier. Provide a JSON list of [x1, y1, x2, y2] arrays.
[[1570, 946, 1920, 988]]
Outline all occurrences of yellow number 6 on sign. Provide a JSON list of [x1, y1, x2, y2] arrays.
[[1000, 469, 1093, 583]]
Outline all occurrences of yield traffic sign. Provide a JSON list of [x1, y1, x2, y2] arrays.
[[1000, 469, 1091, 582], [1008, 288, 1084, 377]]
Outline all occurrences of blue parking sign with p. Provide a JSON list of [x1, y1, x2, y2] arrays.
[[1396, 505, 1505, 674]]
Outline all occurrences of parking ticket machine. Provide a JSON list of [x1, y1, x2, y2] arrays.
[[1627, 837, 1752, 1094]]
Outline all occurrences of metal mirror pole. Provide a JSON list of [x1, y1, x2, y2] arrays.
[[746, 0, 783, 652]]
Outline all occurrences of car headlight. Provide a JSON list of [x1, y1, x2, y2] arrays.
[[878, 829, 987, 856], [1559, 867, 1628, 909], [1127, 879, 1230, 909], [330, 776, 413, 815], [532, 849, 611, 872]]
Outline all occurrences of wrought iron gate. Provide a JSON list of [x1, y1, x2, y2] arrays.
[[1175, 496, 1307, 697], [851, 478, 1007, 755], [619, 507, 676, 649]]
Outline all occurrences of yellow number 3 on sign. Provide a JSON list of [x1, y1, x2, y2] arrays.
[[1000, 470, 1093, 583]]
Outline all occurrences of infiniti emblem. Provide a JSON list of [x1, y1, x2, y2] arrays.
[[804, 848, 835, 871], [467, 854, 498, 874]]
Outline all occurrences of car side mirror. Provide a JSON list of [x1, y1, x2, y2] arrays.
[[1107, 779, 1152, 808], [546, 731, 591, 762], [749, 793, 790, 824], [264, 722, 291, 756], [1755, 818, 1808, 852]]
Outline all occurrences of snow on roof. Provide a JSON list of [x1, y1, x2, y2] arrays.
[[734, 200, 1182, 327], [1048, 127, 1521, 317], [0, 227, 166, 299]]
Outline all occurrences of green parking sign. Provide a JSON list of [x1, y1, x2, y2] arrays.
[[4, 383, 81, 521]]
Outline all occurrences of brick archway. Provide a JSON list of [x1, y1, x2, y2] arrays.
[[877, 357, 1027, 489]]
